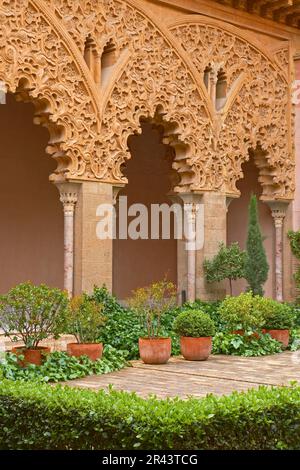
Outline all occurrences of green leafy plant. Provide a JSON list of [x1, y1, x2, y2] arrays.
[[66, 295, 106, 343], [0, 346, 128, 383], [212, 331, 282, 356], [0, 282, 68, 349], [183, 300, 223, 330], [257, 297, 295, 330], [218, 291, 265, 332], [289, 329, 300, 351], [284, 303, 300, 328], [204, 242, 246, 295], [128, 280, 177, 338], [288, 230, 300, 301], [88, 286, 181, 358], [88, 286, 144, 359], [2, 380, 300, 449], [244, 195, 269, 296], [173, 310, 215, 337]]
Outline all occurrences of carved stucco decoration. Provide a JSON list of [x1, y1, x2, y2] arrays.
[[0, 0, 102, 182], [44, 0, 214, 192], [274, 46, 290, 73], [0, 0, 295, 199], [170, 21, 294, 200]]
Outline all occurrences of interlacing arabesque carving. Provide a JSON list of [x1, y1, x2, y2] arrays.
[[274, 47, 289, 73], [1, 1, 294, 198], [171, 23, 294, 199], [43, 0, 214, 191], [0, 0, 100, 181]]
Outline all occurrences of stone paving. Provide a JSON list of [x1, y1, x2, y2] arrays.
[[64, 351, 300, 399]]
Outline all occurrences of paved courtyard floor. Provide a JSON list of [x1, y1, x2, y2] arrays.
[[65, 352, 300, 399]]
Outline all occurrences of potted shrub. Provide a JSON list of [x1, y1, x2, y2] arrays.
[[128, 281, 177, 364], [173, 310, 215, 361], [0, 282, 68, 366], [258, 298, 295, 349], [66, 295, 106, 361], [218, 292, 265, 337]]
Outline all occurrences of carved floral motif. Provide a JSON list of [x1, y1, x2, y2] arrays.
[[170, 23, 294, 199], [0, 0, 295, 199], [0, 0, 100, 181]]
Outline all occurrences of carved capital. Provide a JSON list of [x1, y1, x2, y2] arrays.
[[55, 182, 80, 214], [265, 201, 289, 227]]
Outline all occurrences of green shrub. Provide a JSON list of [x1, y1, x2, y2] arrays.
[[244, 195, 269, 296], [0, 282, 68, 349], [212, 332, 282, 356], [66, 295, 106, 343], [287, 303, 300, 328], [88, 286, 144, 359], [89, 286, 181, 359], [184, 300, 223, 330], [0, 346, 128, 383], [127, 280, 177, 338], [1, 380, 300, 449], [173, 310, 215, 337], [204, 242, 246, 295], [288, 230, 300, 301], [218, 292, 265, 332], [257, 298, 295, 330]]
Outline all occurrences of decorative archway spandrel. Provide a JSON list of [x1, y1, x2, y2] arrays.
[[85, 0, 218, 192], [48, 0, 216, 191], [0, 1, 295, 198], [169, 19, 294, 200], [0, 0, 101, 182]]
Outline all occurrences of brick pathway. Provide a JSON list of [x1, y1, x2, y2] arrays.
[[64, 352, 300, 399]]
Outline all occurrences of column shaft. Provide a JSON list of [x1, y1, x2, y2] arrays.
[[266, 201, 288, 302], [56, 183, 79, 297], [186, 204, 197, 302]]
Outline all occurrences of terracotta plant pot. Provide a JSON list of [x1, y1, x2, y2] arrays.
[[138, 338, 171, 364], [11, 346, 50, 367], [180, 336, 212, 361], [262, 329, 289, 349], [67, 342, 103, 361]]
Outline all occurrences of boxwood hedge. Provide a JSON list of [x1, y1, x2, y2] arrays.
[[1, 380, 300, 450]]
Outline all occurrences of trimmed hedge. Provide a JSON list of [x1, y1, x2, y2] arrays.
[[1, 380, 300, 450]]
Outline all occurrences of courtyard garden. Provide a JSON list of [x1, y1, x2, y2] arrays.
[[1, 196, 300, 450], [1, 280, 300, 449]]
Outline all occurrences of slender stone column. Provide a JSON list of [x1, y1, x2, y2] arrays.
[[266, 201, 289, 302], [185, 203, 197, 302], [176, 193, 203, 303], [56, 182, 79, 297]]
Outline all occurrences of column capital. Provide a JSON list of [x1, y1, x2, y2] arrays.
[[55, 182, 80, 213], [265, 200, 289, 221], [113, 184, 125, 205], [172, 191, 203, 205]]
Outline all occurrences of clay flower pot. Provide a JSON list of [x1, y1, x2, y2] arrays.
[[138, 337, 171, 364], [67, 342, 103, 361], [11, 346, 50, 367], [262, 329, 289, 349], [180, 336, 212, 361]]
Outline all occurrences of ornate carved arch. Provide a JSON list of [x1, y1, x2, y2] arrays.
[[1, 1, 294, 199], [168, 17, 294, 200], [0, 0, 102, 182], [42, 0, 215, 192]]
